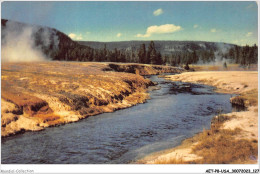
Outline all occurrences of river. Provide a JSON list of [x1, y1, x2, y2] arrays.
[[1, 75, 238, 164]]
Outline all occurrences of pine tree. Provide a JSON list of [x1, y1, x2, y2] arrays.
[[150, 49, 157, 64], [147, 41, 161, 64], [147, 41, 156, 64], [191, 51, 198, 64], [156, 52, 163, 65], [138, 44, 146, 64]]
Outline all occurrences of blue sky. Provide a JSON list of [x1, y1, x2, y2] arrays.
[[2, 1, 258, 45]]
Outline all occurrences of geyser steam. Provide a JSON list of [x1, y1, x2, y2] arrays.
[[1, 21, 59, 62]]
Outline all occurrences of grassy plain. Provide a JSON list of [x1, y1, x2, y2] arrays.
[[1, 61, 182, 137]]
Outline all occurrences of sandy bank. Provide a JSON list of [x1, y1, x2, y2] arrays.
[[140, 71, 258, 164], [190, 64, 258, 72], [1, 61, 183, 137], [167, 71, 257, 94]]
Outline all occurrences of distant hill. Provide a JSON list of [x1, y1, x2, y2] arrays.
[[78, 40, 236, 55]]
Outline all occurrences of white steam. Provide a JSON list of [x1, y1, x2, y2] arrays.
[[212, 43, 233, 65], [197, 43, 234, 66], [213, 52, 231, 65], [1, 21, 58, 62]]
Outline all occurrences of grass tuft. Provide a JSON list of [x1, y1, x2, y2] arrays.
[[192, 129, 258, 164], [191, 115, 257, 164]]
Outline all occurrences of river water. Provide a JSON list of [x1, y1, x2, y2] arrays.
[[1, 75, 237, 164]]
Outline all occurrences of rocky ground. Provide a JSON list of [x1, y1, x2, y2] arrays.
[[1, 61, 183, 137], [139, 71, 258, 164]]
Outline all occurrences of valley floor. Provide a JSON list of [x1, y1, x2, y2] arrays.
[[138, 71, 258, 164], [2, 62, 258, 164]]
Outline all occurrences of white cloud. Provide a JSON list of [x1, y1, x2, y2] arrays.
[[68, 33, 83, 40], [246, 32, 253, 37], [135, 24, 182, 38], [135, 34, 147, 38], [210, 28, 217, 33], [116, 33, 122, 37], [193, 24, 199, 29], [135, 33, 150, 38], [68, 33, 76, 39], [153, 8, 163, 16]]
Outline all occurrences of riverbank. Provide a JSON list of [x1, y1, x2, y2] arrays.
[[139, 71, 258, 164], [1, 61, 183, 137], [190, 64, 258, 71]]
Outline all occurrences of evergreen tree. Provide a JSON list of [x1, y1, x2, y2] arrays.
[[138, 44, 146, 63], [113, 48, 119, 62], [150, 49, 157, 64], [191, 51, 198, 64], [156, 52, 163, 65], [103, 44, 108, 61], [147, 41, 156, 64], [228, 47, 235, 59]]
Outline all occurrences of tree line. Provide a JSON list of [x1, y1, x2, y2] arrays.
[[42, 31, 257, 67], [70, 41, 257, 67], [224, 44, 258, 66]]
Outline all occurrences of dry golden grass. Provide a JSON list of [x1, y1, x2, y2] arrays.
[[1, 62, 146, 136], [240, 89, 258, 106], [1, 61, 182, 137], [192, 121, 258, 164]]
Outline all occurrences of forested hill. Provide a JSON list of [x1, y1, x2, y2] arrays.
[[1, 19, 93, 61], [78, 41, 235, 55]]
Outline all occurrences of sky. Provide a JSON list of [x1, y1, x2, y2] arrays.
[[1, 1, 258, 45]]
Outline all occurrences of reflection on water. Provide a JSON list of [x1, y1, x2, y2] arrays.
[[2, 75, 235, 164]]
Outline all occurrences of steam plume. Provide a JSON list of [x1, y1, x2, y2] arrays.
[[1, 21, 59, 62]]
